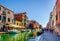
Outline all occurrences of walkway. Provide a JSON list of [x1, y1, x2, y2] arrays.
[[40, 31, 60, 41]]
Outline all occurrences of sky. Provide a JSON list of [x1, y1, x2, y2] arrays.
[[0, 0, 56, 27]]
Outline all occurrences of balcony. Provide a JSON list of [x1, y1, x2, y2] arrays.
[[2, 11, 6, 15]]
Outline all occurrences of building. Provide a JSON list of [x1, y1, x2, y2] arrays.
[[14, 20, 23, 26], [28, 20, 39, 29], [49, 12, 53, 30], [0, 5, 14, 27], [48, 7, 56, 31], [14, 12, 28, 27], [46, 22, 50, 29], [49, 0, 60, 35]]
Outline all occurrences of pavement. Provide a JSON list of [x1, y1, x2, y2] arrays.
[[40, 30, 60, 41]]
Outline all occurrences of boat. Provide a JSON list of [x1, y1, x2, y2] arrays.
[[8, 29, 20, 34]]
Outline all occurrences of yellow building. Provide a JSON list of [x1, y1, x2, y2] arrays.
[[14, 20, 23, 26], [14, 12, 28, 27], [6, 20, 24, 31]]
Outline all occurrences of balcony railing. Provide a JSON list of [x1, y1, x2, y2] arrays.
[[2, 11, 6, 15]]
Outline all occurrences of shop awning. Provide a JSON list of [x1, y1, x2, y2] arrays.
[[0, 23, 3, 27], [7, 24, 25, 28]]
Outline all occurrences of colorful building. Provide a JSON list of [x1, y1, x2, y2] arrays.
[[14, 20, 23, 26], [49, 0, 60, 35], [46, 22, 50, 29], [14, 12, 28, 27], [28, 20, 39, 29], [0, 5, 14, 27]]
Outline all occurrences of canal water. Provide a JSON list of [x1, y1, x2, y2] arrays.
[[0, 33, 41, 41], [0, 32, 29, 41], [28, 36, 41, 41], [0, 31, 41, 41]]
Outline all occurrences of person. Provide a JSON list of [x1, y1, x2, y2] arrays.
[[3, 24, 8, 32]]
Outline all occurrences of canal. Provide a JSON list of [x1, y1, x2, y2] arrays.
[[0, 31, 30, 41], [0, 30, 39, 41]]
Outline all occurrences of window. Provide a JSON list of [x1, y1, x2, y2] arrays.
[[3, 8, 6, 15], [0, 15, 1, 20], [2, 16, 6, 22], [3, 11, 6, 15], [56, 15, 58, 21], [24, 23, 26, 26], [0, 7, 1, 10], [8, 18, 10, 22], [24, 19, 26, 21], [8, 11, 10, 14], [24, 15, 26, 18], [17, 23, 18, 25]]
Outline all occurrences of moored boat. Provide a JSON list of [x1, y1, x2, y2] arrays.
[[8, 29, 20, 34]]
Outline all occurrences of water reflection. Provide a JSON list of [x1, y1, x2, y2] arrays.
[[0, 30, 40, 41], [0, 34, 16, 41], [0, 32, 28, 41]]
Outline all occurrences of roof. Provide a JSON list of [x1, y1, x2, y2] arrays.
[[14, 14, 23, 22], [0, 4, 14, 13], [15, 12, 28, 18], [16, 12, 26, 14]]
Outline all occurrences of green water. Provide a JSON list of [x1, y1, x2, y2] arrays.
[[0, 32, 29, 41]]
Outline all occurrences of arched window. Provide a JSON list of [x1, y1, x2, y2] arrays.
[[8, 18, 10, 22], [2, 16, 6, 22]]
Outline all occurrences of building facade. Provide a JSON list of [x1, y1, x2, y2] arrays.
[[0, 5, 14, 26], [49, 0, 60, 35], [50, 6, 56, 31], [14, 12, 28, 27], [28, 20, 39, 29], [14, 20, 23, 26]]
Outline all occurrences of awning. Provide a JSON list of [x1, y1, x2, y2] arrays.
[[0, 23, 3, 27], [7, 24, 25, 28]]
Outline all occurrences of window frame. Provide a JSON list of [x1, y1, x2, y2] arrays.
[[2, 16, 6, 22], [8, 18, 10, 22], [8, 11, 10, 14], [56, 15, 58, 21], [0, 7, 1, 10], [0, 15, 1, 20]]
